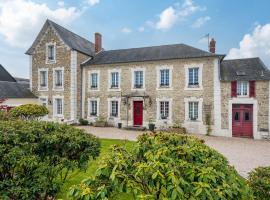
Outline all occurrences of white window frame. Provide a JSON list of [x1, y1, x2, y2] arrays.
[[88, 98, 100, 118], [38, 68, 48, 91], [184, 64, 203, 90], [53, 95, 64, 118], [184, 97, 203, 122], [88, 70, 100, 91], [46, 42, 56, 64], [156, 65, 173, 90], [53, 67, 64, 91], [131, 68, 145, 90], [237, 81, 249, 97], [188, 101, 199, 121], [107, 97, 121, 119], [156, 98, 172, 121], [39, 96, 48, 107], [108, 69, 121, 91]]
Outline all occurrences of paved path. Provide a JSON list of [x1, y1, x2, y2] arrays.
[[77, 126, 270, 177]]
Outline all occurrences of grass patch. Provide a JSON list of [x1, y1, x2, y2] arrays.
[[57, 139, 135, 199]]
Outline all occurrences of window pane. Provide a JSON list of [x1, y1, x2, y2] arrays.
[[48, 45, 54, 60], [237, 81, 248, 96], [56, 99, 63, 115], [90, 101, 97, 116], [91, 73, 98, 88], [111, 72, 119, 88], [40, 71, 47, 87], [111, 101, 118, 117], [160, 69, 169, 86], [160, 101, 169, 119], [134, 71, 143, 88], [55, 70, 63, 87], [244, 112, 250, 121], [188, 68, 199, 86], [234, 112, 239, 121], [189, 102, 198, 120]]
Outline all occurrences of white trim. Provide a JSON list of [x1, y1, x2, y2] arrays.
[[156, 65, 173, 90], [45, 42, 56, 64], [213, 58, 221, 134], [88, 70, 100, 91], [70, 50, 77, 121], [52, 67, 64, 91], [87, 97, 100, 119], [156, 97, 173, 124], [184, 63, 203, 90], [53, 95, 64, 119], [131, 67, 146, 91], [228, 98, 258, 139], [29, 55, 32, 91], [108, 68, 121, 91], [107, 97, 121, 120], [39, 96, 48, 106], [38, 68, 48, 91], [184, 97, 203, 122], [82, 67, 86, 118]]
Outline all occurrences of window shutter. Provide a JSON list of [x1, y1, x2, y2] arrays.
[[231, 81, 237, 97], [249, 81, 256, 97]]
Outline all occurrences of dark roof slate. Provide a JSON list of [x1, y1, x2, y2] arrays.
[[220, 57, 270, 81], [83, 43, 221, 65], [0, 81, 36, 99], [26, 19, 95, 56], [0, 64, 16, 82]]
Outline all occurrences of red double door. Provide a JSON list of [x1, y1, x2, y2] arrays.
[[232, 104, 253, 138], [133, 101, 143, 126]]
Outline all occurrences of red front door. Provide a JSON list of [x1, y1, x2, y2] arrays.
[[133, 101, 143, 126], [232, 104, 253, 138]]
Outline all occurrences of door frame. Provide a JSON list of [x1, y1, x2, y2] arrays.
[[133, 100, 143, 126], [229, 98, 258, 139]]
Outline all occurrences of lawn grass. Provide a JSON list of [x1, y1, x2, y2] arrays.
[[57, 139, 135, 199]]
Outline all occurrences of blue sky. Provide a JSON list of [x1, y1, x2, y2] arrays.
[[0, 0, 270, 78]]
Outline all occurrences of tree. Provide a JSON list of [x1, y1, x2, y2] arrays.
[[10, 104, 49, 120]]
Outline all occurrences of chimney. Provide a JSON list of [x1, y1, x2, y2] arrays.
[[209, 38, 216, 53], [95, 32, 102, 53]]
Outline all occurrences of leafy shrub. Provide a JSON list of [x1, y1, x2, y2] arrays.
[[0, 120, 100, 200], [69, 133, 251, 200], [248, 166, 270, 200], [10, 104, 49, 120], [79, 118, 89, 125], [0, 109, 12, 121]]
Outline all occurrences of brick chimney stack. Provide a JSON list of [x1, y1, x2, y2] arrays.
[[95, 32, 102, 53], [209, 38, 216, 53]]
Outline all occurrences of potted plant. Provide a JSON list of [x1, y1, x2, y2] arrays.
[[148, 118, 155, 132]]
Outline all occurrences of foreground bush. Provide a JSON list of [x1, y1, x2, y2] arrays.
[[69, 133, 251, 200], [0, 120, 100, 200], [248, 166, 270, 200], [0, 109, 12, 121], [10, 104, 49, 120]]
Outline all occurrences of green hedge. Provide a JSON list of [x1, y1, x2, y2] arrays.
[[69, 133, 251, 200], [0, 120, 100, 200], [10, 104, 49, 120]]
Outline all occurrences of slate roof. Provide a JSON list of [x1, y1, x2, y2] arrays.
[[26, 19, 95, 56], [0, 64, 16, 82], [220, 57, 270, 81], [82, 43, 222, 65]]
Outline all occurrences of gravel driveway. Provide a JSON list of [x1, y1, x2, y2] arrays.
[[77, 126, 270, 177]]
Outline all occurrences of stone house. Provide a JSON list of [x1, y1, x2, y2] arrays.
[[26, 19, 270, 139]]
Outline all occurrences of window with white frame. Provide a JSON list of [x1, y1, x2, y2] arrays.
[[47, 43, 55, 63], [160, 69, 170, 87], [90, 73, 98, 89], [54, 69, 63, 88], [39, 70, 48, 89], [54, 98, 63, 116], [39, 97, 48, 107], [188, 102, 199, 120], [160, 101, 169, 119], [188, 68, 199, 87], [111, 72, 119, 88], [237, 81, 248, 96], [110, 101, 119, 117], [134, 71, 143, 89], [89, 100, 98, 116]]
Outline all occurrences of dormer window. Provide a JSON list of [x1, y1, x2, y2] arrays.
[[46, 43, 56, 64]]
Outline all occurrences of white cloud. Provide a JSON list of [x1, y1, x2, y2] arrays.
[[87, 0, 100, 6], [57, 1, 65, 7], [121, 27, 132, 34], [155, 0, 206, 31], [0, 0, 81, 48], [192, 16, 210, 28], [138, 26, 145, 32], [226, 23, 270, 67]]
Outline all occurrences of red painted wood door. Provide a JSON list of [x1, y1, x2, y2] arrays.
[[232, 104, 253, 138], [133, 101, 143, 126]]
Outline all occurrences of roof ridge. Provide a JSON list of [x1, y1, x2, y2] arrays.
[[224, 57, 260, 61]]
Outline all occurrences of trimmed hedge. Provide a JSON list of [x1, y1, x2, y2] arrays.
[[0, 120, 100, 200], [10, 104, 49, 120], [70, 133, 252, 200]]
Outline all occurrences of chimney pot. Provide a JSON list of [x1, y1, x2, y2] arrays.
[[95, 32, 102, 53], [209, 38, 216, 53]]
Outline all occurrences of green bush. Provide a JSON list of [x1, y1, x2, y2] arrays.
[[0, 109, 12, 121], [10, 104, 49, 120], [0, 120, 100, 200], [69, 133, 251, 200], [248, 166, 270, 200], [79, 118, 89, 125]]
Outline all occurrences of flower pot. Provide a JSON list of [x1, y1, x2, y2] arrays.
[[118, 123, 122, 129], [148, 123, 155, 131]]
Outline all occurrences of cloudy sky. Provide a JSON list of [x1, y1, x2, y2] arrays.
[[0, 0, 270, 78]]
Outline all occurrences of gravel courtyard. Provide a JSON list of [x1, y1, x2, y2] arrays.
[[77, 126, 270, 178]]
